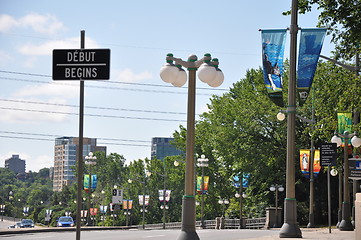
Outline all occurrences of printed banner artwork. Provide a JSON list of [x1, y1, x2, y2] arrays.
[[337, 112, 352, 135], [196, 176, 209, 194], [297, 28, 327, 105], [232, 173, 249, 188], [90, 208, 98, 216], [123, 200, 133, 210], [83, 174, 97, 191], [100, 205, 108, 214], [158, 190, 171, 202], [261, 29, 287, 107], [300, 149, 321, 178], [138, 195, 150, 206]]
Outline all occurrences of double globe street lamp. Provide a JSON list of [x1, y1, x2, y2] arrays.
[[160, 53, 224, 240], [270, 185, 285, 228], [331, 131, 361, 231]]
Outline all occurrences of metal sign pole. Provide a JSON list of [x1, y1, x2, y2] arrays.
[[76, 30, 85, 240]]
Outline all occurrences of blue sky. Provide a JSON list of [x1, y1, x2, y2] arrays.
[[0, 1, 334, 172]]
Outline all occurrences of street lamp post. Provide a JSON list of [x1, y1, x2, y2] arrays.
[[235, 188, 247, 229], [128, 177, 146, 230], [279, 0, 302, 237], [270, 185, 285, 228], [0, 204, 5, 221], [218, 199, 229, 218], [197, 154, 209, 229], [160, 53, 224, 240], [85, 152, 97, 226], [331, 131, 361, 231], [146, 169, 167, 229], [9, 191, 14, 223]]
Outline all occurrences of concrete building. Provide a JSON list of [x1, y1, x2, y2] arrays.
[[4, 154, 26, 174], [53, 137, 106, 192], [151, 137, 184, 160]]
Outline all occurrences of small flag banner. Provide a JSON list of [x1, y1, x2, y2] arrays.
[[297, 28, 327, 105], [261, 29, 287, 107]]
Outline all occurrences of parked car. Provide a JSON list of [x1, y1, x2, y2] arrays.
[[8, 222, 22, 229], [20, 219, 34, 228], [57, 216, 75, 227]]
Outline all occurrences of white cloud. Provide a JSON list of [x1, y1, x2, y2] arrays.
[[15, 83, 78, 98], [0, 50, 12, 66], [18, 37, 100, 56], [112, 68, 153, 83], [0, 97, 74, 123], [0, 13, 65, 35], [0, 14, 18, 32]]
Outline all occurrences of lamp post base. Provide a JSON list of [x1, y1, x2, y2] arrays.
[[339, 202, 354, 231], [177, 196, 199, 240], [307, 213, 315, 228], [279, 199, 302, 238]]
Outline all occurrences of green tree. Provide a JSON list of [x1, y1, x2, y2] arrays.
[[286, 0, 361, 59]]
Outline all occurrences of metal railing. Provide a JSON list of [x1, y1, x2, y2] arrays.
[[135, 217, 266, 230]]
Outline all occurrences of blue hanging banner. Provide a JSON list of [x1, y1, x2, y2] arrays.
[[91, 174, 97, 189], [297, 28, 326, 105], [261, 29, 287, 107]]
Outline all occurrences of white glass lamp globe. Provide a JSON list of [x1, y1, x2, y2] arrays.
[[351, 135, 361, 148], [278, 186, 284, 192], [235, 193, 240, 198], [270, 186, 276, 192], [242, 193, 247, 198], [172, 68, 187, 87], [160, 63, 179, 84], [330, 168, 338, 176], [331, 135, 342, 147], [208, 70, 224, 87], [277, 112, 286, 121], [197, 62, 216, 84]]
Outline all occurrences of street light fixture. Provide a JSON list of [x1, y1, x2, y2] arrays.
[[197, 154, 209, 229], [218, 199, 229, 218], [270, 185, 285, 228], [234, 175, 247, 229], [279, 0, 302, 237], [128, 177, 146, 230], [0, 204, 5, 221], [331, 131, 361, 231], [160, 53, 223, 240], [146, 170, 167, 229], [277, 107, 316, 228], [85, 152, 97, 226]]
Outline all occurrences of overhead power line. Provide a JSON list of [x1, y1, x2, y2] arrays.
[[0, 106, 186, 122], [0, 70, 229, 92], [0, 98, 189, 116]]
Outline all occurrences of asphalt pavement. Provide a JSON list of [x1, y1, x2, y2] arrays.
[[246, 228, 356, 240], [0, 219, 357, 240]]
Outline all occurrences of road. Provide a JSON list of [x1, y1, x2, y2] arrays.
[[0, 229, 279, 240]]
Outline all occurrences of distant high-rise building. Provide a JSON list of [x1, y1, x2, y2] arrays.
[[4, 154, 26, 174], [151, 137, 184, 160], [53, 137, 106, 192]]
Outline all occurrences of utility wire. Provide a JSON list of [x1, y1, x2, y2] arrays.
[[0, 70, 229, 92], [0, 106, 186, 122], [0, 98, 190, 116], [0, 130, 150, 143]]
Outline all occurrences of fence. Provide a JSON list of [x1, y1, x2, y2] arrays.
[[135, 217, 266, 230]]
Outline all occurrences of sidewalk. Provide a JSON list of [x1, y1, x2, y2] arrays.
[[246, 228, 356, 240]]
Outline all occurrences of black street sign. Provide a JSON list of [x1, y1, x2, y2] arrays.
[[320, 143, 337, 167], [349, 157, 361, 180], [52, 49, 110, 80]]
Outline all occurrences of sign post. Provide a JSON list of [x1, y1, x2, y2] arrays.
[[320, 142, 337, 233], [52, 30, 111, 240]]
